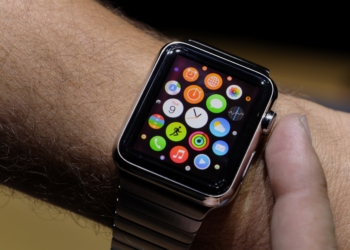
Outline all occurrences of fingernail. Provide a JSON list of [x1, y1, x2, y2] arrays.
[[300, 115, 312, 142]]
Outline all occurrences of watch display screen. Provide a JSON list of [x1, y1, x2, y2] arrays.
[[132, 54, 259, 183], [116, 43, 275, 195]]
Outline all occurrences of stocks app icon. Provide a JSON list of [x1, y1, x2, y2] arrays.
[[228, 106, 244, 121]]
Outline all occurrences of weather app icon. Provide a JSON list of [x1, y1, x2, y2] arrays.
[[165, 80, 181, 95], [209, 118, 230, 137]]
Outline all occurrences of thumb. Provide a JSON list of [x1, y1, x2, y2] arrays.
[[265, 113, 337, 249]]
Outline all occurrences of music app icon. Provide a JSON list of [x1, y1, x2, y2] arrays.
[[170, 146, 189, 164]]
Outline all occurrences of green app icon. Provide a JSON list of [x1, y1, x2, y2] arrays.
[[166, 122, 187, 142], [150, 136, 166, 151], [206, 94, 227, 113]]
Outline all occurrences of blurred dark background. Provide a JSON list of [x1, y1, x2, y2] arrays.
[[111, 2, 349, 54]]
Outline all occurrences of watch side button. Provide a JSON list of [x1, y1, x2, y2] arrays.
[[262, 110, 277, 135], [242, 151, 256, 180]]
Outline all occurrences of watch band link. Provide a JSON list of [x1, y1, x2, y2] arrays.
[[112, 172, 211, 250]]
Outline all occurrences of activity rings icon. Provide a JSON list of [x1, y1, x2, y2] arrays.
[[188, 132, 210, 151]]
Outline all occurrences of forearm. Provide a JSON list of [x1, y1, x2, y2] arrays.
[[0, 0, 164, 224], [1, 0, 350, 249]]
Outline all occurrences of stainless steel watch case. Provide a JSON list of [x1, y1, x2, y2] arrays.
[[113, 40, 278, 209]]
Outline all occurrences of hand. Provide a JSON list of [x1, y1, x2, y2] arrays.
[[266, 113, 337, 249]]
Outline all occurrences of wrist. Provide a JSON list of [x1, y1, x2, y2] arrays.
[[194, 93, 350, 249]]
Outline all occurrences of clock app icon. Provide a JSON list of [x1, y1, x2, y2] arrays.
[[184, 107, 208, 129]]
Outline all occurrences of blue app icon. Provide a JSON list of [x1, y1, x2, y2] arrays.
[[212, 140, 229, 156], [209, 118, 230, 137], [165, 80, 181, 95], [194, 154, 211, 170]]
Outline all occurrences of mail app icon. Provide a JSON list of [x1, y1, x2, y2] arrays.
[[213, 140, 229, 156], [215, 143, 226, 152]]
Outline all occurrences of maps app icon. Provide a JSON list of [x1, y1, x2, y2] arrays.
[[165, 80, 181, 95]]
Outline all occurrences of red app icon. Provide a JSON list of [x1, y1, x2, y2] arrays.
[[170, 146, 189, 164]]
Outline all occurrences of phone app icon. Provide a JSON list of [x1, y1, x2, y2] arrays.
[[184, 107, 208, 129], [194, 154, 211, 170], [150, 136, 166, 152], [206, 94, 227, 113], [212, 140, 229, 156], [209, 118, 230, 137], [184, 85, 204, 104], [166, 122, 187, 142], [148, 114, 165, 129], [183, 67, 199, 82], [162, 98, 184, 118], [170, 146, 189, 164], [165, 80, 181, 95], [204, 73, 222, 90], [188, 131, 210, 151], [226, 85, 243, 100], [228, 106, 244, 121]]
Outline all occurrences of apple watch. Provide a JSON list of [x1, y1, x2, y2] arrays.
[[112, 40, 278, 249]]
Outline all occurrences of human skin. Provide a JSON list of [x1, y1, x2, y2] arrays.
[[0, 0, 349, 249], [267, 114, 336, 249]]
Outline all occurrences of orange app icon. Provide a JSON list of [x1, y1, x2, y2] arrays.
[[204, 73, 222, 90], [170, 146, 189, 164], [184, 85, 204, 104], [183, 67, 199, 82]]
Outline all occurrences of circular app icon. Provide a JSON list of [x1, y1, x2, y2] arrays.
[[204, 73, 222, 90], [194, 154, 211, 170], [209, 118, 230, 137], [188, 132, 210, 151], [165, 80, 181, 95], [206, 94, 227, 113], [150, 136, 166, 151], [170, 146, 189, 164], [184, 107, 208, 129], [162, 98, 184, 118], [166, 122, 187, 142], [148, 114, 165, 129], [226, 85, 243, 100], [212, 140, 229, 156], [228, 106, 244, 121], [184, 85, 204, 104], [183, 67, 199, 82]]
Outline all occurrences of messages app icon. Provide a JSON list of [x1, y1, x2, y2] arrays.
[[206, 94, 227, 113]]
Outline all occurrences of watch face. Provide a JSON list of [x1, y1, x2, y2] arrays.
[[116, 42, 275, 196]]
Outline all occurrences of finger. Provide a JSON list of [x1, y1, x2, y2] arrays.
[[265, 113, 337, 249]]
